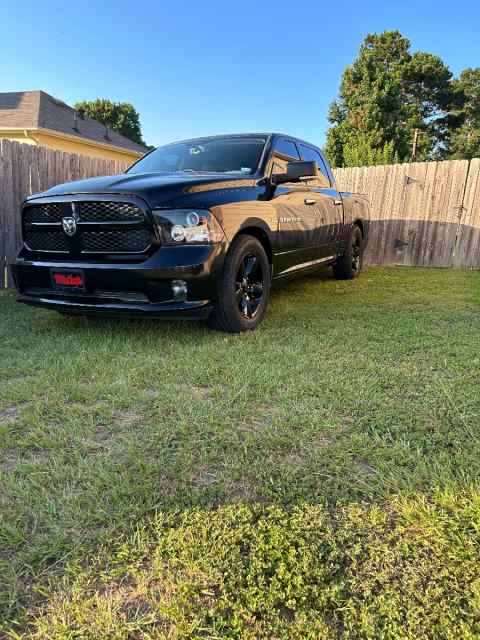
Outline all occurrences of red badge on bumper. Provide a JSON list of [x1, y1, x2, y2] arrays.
[[51, 270, 85, 290]]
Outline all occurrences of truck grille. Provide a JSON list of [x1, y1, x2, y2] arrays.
[[24, 203, 64, 224], [23, 201, 151, 254], [81, 229, 151, 253], [26, 231, 70, 252]]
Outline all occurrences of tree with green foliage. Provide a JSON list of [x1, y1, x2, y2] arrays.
[[448, 68, 480, 159], [74, 98, 146, 147], [325, 31, 456, 167], [342, 135, 399, 168]]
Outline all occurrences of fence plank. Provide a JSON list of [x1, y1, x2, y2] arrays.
[[0, 141, 8, 286], [401, 161, 429, 266], [1, 140, 15, 287], [454, 158, 480, 268]]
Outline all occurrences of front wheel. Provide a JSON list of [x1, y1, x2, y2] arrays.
[[208, 235, 271, 333], [333, 225, 364, 280]]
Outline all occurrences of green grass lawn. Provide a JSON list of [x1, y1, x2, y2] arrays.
[[1, 266, 480, 639]]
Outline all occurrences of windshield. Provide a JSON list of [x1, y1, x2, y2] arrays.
[[128, 136, 266, 175]]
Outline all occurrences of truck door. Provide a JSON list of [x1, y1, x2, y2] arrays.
[[297, 144, 344, 257], [269, 138, 323, 273]]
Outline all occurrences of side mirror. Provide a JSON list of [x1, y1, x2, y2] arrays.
[[272, 160, 318, 185]]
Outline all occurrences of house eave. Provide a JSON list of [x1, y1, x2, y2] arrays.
[[0, 126, 144, 157]]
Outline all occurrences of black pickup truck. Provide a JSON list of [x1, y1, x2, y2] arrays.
[[12, 134, 369, 332]]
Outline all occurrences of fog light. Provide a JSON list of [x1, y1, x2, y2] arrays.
[[172, 279, 187, 301]]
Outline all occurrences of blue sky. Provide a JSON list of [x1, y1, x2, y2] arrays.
[[2, 0, 479, 149]]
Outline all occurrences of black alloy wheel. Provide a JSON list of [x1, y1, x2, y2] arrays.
[[235, 253, 265, 320], [351, 229, 362, 275], [333, 225, 364, 280], [209, 235, 271, 332]]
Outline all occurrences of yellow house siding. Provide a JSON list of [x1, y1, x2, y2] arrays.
[[0, 127, 143, 163], [34, 131, 140, 162]]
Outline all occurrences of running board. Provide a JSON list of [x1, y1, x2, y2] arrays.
[[276, 255, 336, 277]]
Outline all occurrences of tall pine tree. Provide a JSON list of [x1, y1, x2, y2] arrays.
[[449, 68, 480, 159], [325, 31, 455, 167]]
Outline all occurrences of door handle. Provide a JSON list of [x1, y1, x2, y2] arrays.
[[304, 198, 317, 205]]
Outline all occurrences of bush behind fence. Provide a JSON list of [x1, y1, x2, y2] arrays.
[[1, 139, 479, 288]]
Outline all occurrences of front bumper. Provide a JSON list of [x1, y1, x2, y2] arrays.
[[12, 243, 225, 319]]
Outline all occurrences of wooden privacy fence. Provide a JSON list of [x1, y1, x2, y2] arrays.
[[0, 139, 129, 287], [1, 139, 480, 289], [333, 159, 480, 268]]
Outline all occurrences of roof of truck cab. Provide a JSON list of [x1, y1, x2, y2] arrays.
[[159, 133, 322, 150]]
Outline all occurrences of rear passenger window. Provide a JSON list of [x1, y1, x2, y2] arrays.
[[298, 145, 331, 186]]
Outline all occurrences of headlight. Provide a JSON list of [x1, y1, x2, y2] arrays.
[[151, 209, 224, 245]]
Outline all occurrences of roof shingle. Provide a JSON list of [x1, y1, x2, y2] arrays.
[[0, 90, 147, 154]]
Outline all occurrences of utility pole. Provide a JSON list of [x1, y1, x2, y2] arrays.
[[411, 128, 419, 162]]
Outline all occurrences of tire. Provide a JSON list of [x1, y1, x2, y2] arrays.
[[333, 225, 364, 280], [209, 235, 271, 333]]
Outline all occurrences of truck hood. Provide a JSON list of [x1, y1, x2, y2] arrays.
[[28, 171, 258, 209]]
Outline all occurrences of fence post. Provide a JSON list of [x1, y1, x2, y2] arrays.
[[1, 140, 15, 289], [0, 140, 5, 288]]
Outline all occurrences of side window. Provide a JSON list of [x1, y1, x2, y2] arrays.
[[274, 138, 300, 160], [298, 145, 331, 186], [271, 138, 300, 176]]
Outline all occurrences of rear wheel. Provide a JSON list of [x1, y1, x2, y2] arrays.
[[333, 225, 364, 280], [209, 235, 270, 333]]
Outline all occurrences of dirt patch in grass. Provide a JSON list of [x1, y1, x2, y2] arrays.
[[192, 469, 218, 487], [0, 453, 19, 473], [120, 595, 153, 620], [0, 404, 24, 424], [354, 458, 378, 476], [176, 382, 218, 402], [310, 434, 335, 448], [112, 409, 144, 427], [238, 403, 282, 434], [87, 409, 146, 448], [64, 399, 106, 410]]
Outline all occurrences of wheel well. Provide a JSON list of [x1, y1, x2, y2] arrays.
[[236, 227, 272, 264]]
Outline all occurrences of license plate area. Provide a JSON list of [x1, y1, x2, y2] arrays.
[[51, 268, 85, 292]]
